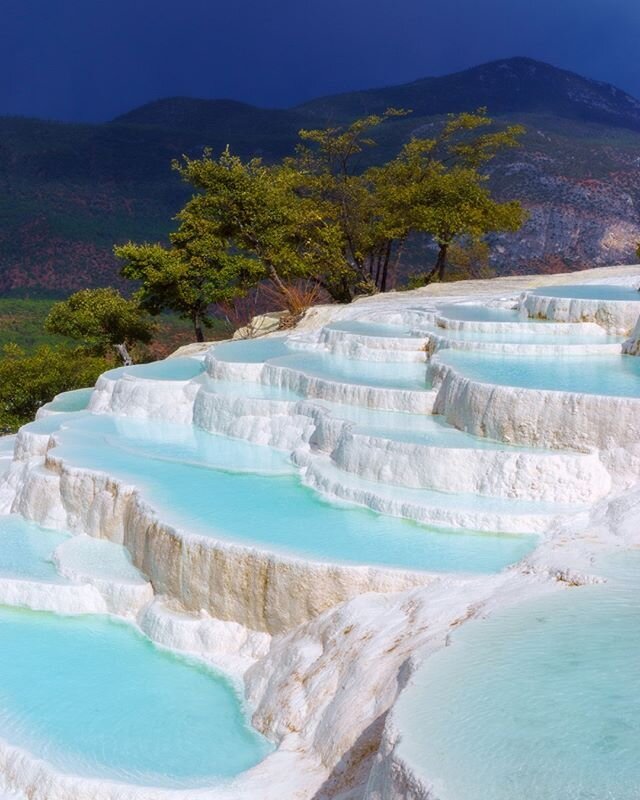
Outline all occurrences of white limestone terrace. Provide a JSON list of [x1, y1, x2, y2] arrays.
[[0, 263, 639, 799], [520, 276, 640, 333]]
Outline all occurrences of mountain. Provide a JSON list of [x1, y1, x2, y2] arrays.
[[297, 57, 640, 130], [1, 57, 640, 295]]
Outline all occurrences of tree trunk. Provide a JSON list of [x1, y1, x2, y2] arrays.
[[436, 243, 449, 282], [420, 242, 450, 287], [114, 343, 133, 366], [193, 313, 204, 343], [387, 239, 406, 291], [268, 265, 288, 296], [379, 241, 392, 292]]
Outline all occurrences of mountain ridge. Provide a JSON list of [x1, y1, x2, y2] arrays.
[[295, 57, 640, 128], [1, 57, 640, 294]]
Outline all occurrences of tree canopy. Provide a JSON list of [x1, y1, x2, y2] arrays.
[[115, 208, 265, 341], [173, 149, 348, 300], [45, 288, 155, 364], [116, 108, 526, 330], [0, 344, 108, 432]]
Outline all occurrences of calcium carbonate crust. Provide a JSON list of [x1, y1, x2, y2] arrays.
[[2, 264, 640, 800]]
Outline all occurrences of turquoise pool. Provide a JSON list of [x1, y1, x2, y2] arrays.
[[48, 415, 536, 574], [213, 336, 291, 362], [0, 605, 272, 787], [532, 284, 640, 301], [0, 515, 68, 582], [43, 387, 93, 413], [104, 357, 204, 382], [395, 551, 640, 800], [436, 350, 640, 397], [325, 320, 415, 338], [436, 304, 531, 323], [272, 352, 431, 390], [423, 324, 620, 345], [202, 376, 301, 401], [314, 401, 531, 450]]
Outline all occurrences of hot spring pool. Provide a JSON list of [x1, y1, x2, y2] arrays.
[[0, 605, 272, 787], [42, 387, 93, 414], [324, 320, 415, 338], [213, 336, 291, 362], [436, 350, 640, 397], [423, 324, 621, 346], [314, 401, 532, 450], [531, 284, 640, 301], [45, 414, 536, 575], [394, 550, 640, 800], [0, 515, 68, 583], [436, 303, 531, 323], [272, 351, 431, 390], [103, 357, 204, 382]]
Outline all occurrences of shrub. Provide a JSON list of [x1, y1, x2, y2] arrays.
[[0, 344, 109, 432]]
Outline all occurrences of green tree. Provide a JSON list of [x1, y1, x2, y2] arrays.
[[173, 149, 347, 301], [122, 108, 526, 311], [45, 288, 155, 365], [390, 111, 526, 283], [291, 109, 410, 296], [115, 211, 264, 342], [291, 107, 525, 291], [412, 166, 525, 282], [0, 344, 109, 432]]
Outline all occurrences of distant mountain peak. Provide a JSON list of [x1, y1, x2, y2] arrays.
[[112, 58, 640, 135], [112, 96, 261, 128], [2, 56, 640, 295], [296, 56, 640, 131]]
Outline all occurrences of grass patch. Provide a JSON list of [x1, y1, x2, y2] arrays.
[[0, 297, 231, 358]]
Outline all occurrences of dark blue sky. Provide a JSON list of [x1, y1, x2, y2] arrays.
[[2, 0, 640, 122]]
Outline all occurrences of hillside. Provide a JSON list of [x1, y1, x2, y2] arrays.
[[1, 57, 640, 294], [297, 57, 640, 128]]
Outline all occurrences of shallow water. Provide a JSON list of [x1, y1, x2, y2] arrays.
[[314, 401, 530, 450], [396, 550, 640, 800], [532, 284, 640, 301], [213, 336, 291, 362], [209, 332, 431, 388], [202, 375, 301, 401], [325, 320, 415, 338], [42, 387, 93, 414], [0, 605, 272, 787], [21, 410, 88, 436], [422, 324, 620, 345], [0, 516, 68, 582], [437, 350, 640, 397], [436, 303, 529, 323], [49, 415, 536, 574], [104, 357, 204, 382], [272, 351, 431, 390]]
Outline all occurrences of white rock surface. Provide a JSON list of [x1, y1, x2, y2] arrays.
[[520, 288, 640, 333], [1, 265, 640, 800]]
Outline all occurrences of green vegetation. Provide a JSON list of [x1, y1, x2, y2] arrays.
[[116, 109, 525, 315], [0, 297, 228, 432], [45, 288, 155, 364], [0, 344, 109, 433], [115, 210, 263, 342], [0, 298, 74, 350], [288, 107, 525, 292], [0, 298, 228, 357], [3, 59, 640, 297], [0, 108, 525, 432]]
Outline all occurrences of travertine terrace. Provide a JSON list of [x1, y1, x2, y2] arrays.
[[0, 264, 639, 799]]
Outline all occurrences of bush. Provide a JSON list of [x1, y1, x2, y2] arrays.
[[0, 344, 109, 432], [45, 288, 155, 361]]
